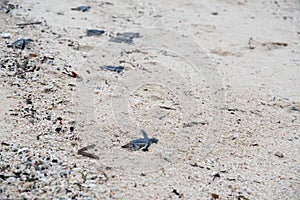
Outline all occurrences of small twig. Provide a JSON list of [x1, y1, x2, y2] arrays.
[[37, 133, 45, 140], [159, 105, 176, 110], [16, 22, 42, 27], [183, 121, 208, 128], [1, 141, 10, 146], [270, 42, 288, 47], [189, 163, 204, 168]]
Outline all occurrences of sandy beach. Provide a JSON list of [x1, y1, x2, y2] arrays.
[[0, 0, 299, 199]]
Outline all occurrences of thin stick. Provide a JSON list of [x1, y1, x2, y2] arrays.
[[16, 22, 42, 27]]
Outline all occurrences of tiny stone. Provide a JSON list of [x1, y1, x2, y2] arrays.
[[26, 98, 32, 104], [44, 115, 51, 120], [275, 151, 284, 158], [245, 187, 252, 194], [7, 177, 16, 182], [211, 193, 219, 199], [55, 127, 62, 133], [0, 32, 11, 39], [23, 182, 34, 190]]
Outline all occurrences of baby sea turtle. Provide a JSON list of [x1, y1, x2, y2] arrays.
[[122, 130, 158, 151], [117, 32, 140, 39], [109, 36, 133, 44], [102, 65, 124, 73], [109, 32, 141, 44], [71, 6, 91, 12], [86, 29, 105, 36], [12, 38, 33, 50]]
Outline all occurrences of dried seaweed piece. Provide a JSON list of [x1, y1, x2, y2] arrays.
[[71, 6, 91, 12], [86, 29, 105, 36], [78, 144, 99, 159]]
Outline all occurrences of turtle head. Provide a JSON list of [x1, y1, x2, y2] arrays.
[[149, 138, 158, 144]]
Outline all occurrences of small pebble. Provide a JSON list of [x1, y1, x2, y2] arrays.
[[245, 187, 252, 194], [18, 147, 29, 154], [55, 127, 62, 133], [275, 151, 284, 158], [7, 177, 16, 182], [0, 32, 11, 39], [22, 182, 34, 191]]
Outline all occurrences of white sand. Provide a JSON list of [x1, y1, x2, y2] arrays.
[[0, 0, 299, 199]]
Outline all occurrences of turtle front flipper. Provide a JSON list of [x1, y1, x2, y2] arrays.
[[149, 138, 158, 145], [141, 129, 149, 139], [143, 138, 158, 151]]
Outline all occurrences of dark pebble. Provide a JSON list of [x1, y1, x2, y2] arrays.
[[55, 127, 62, 133], [26, 98, 32, 104]]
